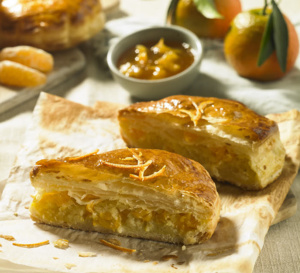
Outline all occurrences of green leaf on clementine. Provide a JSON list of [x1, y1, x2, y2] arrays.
[[193, 0, 224, 19], [271, 0, 288, 72], [257, 12, 275, 67]]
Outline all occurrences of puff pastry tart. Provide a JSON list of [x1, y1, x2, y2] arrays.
[[0, 0, 105, 51], [30, 148, 220, 245], [118, 95, 286, 190]]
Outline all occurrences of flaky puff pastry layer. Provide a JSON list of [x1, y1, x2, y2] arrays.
[[0, 0, 105, 51], [30, 148, 220, 245], [118, 95, 286, 190]]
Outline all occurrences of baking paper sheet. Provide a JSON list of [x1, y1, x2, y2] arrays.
[[0, 92, 299, 273]]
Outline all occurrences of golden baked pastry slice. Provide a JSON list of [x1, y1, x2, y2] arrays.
[[0, 0, 105, 51], [118, 95, 286, 190], [30, 148, 220, 245]]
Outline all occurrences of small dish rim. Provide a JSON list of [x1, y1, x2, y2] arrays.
[[107, 25, 203, 84]]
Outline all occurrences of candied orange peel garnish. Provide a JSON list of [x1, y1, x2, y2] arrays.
[[129, 148, 143, 164], [178, 98, 214, 126], [102, 149, 166, 181], [101, 159, 152, 170], [100, 239, 136, 253], [122, 157, 136, 161], [12, 240, 49, 248], [0, 235, 15, 241], [130, 165, 166, 181]]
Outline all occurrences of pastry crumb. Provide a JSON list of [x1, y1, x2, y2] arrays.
[[0, 235, 15, 241], [78, 251, 97, 257], [53, 239, 69, 249], [24, 206, 29, 209], [153, 261, 158, 265], [65, 263, 76, 270], [181, 245, 186, 251], [14, 212, 18, 217], [13, 240, 49, 248], [177, 261, 185, 265], [53, 257, 59, 260]]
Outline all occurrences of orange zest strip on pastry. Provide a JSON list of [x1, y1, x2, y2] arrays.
[[178, 109, 196, 122], [67, 149, 99, 162], [0, 235, 15, 241], [99, 239, 136, 253], [102, 150, 165, 181], [130, 165, 166, 181], [178, 99, 214, 126], [122, 157, 136, 161], [128, 148, 143, 164], [101, 159, 152, 169], [136, 160, 151, 179], [189, 98, 202, 125], [12, 240, 50, 248]]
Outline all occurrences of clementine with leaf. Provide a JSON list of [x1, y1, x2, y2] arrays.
[[175, 0, 242, 39], [224, 3, 299, 81]]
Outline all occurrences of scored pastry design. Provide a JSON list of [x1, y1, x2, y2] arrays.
[[118, 95, 286, 190], [30, 148, 220, 245], [0, 0, 105, 51]]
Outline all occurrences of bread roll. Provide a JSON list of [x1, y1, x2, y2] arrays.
[[30, 148, 220, 245], [0, 0, 105, 51], [118, 95, 286, 190]]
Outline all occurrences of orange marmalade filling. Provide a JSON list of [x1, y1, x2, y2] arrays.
[[30, 191, 202, 237], [117, 38, 194, 80]]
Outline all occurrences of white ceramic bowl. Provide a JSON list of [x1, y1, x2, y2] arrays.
[[107, 25, 203, 100]]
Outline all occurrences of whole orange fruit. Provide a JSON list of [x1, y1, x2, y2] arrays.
[[224, 9, 299, 81], [175, 0, 242, 39]]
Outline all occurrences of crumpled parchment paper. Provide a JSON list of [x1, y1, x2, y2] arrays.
[[0, 92, 299, 273]]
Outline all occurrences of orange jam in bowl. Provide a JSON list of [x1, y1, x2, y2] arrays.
[[117, 38, 195, 80], [107, 26, 203, 100]]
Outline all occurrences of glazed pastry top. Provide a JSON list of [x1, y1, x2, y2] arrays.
[[119, 95, 279, 142], [31, 148, 218, 207], [1, 0, 102, 21]]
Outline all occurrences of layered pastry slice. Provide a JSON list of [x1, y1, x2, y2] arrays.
[[118, 95, 286, 190], [0, 0, 105, 51], [30, 148, 220, 245]]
